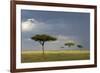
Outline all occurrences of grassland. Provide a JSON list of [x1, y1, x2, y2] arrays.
[[21, 50, 90, 63]]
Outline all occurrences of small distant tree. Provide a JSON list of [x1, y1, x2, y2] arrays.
[[65, 42, 75, 47], [77, 44, 83, 48], [31, 34, 57, 55]]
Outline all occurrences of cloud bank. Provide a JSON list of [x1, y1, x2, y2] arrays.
[[22, 19, 36, 32]]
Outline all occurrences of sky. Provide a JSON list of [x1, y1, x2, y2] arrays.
[[21, 9, 90, 51]]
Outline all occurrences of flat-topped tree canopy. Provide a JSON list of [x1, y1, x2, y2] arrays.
[[31, 34, 57, 55], [77, 44, 83, 48], [65, 42, 75, 47], [31, 34, 57, 42]]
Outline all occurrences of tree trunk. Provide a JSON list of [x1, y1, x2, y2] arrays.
[[42, 44, 45, 56]]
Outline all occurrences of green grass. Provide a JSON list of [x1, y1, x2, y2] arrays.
[[21, 50, 90, 63]]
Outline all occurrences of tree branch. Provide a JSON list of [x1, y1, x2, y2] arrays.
[[39, 41, 45, 46]]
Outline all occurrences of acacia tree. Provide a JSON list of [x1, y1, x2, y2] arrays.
[[77, 45, 83, 51], [77, 45, 83, 48], [31, 34, 57, 55], [64, 42, 75, 47]]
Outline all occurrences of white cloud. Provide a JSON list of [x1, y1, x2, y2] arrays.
[[22, 18, 47, 32], [27, 18, 36, 22], [22, 18, 36, 32]]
